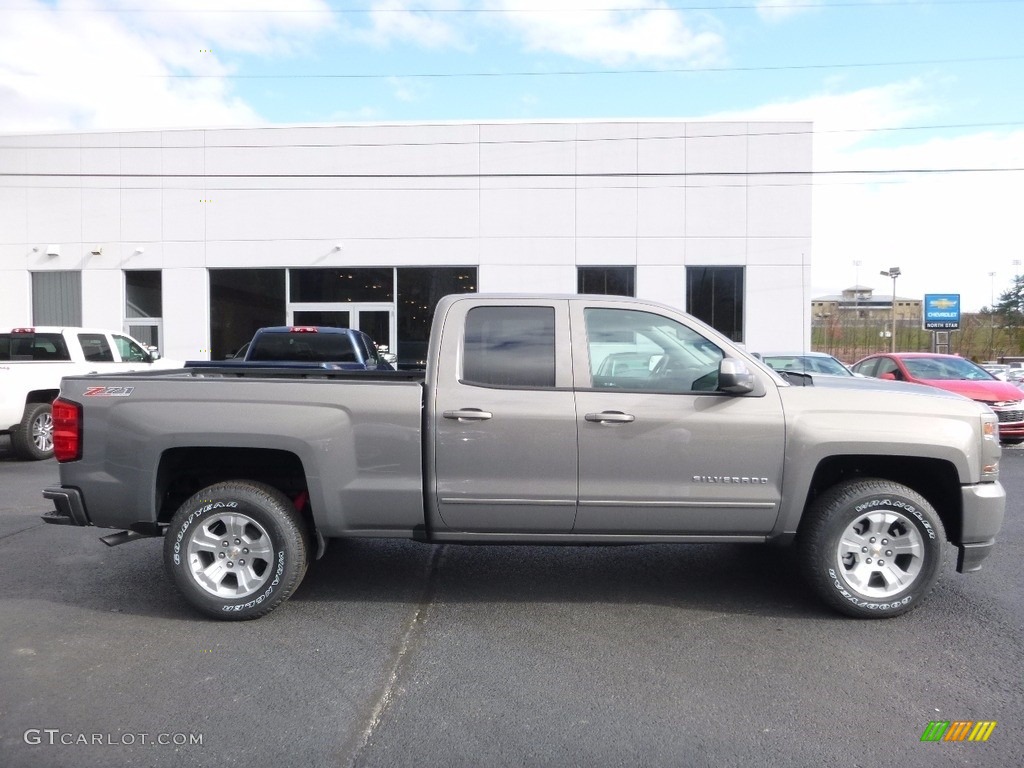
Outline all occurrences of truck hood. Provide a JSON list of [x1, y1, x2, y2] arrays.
[[781, 371, 978, 404]]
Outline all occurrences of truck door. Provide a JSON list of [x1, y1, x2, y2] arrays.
[[430, 300, 577, 533], [571, 302, 785, 536]]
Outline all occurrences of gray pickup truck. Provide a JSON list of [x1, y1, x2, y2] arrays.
[[42, 294, 1006, 620]]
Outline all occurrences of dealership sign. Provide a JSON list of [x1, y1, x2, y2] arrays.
[[924, 294, 961, 330]]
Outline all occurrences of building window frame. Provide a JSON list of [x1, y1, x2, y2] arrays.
[[686, 266, 745, 343]]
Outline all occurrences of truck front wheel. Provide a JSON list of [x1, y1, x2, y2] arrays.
[[799, 479, 945, 618], [164, 482, 309, 620]]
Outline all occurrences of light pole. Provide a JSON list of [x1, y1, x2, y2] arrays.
[[880, 267, 901, 353], [989, 271, 997, 361]]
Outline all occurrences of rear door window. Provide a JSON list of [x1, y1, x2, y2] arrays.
[[78, 333, 115, 362], [462, 306, 556, 388]]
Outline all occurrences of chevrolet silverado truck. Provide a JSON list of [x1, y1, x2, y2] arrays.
[[41, 294, 1006, 620], [1, 326, 179, 460]]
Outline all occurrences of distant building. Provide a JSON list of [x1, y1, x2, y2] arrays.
[[812, 286, 922, 325]]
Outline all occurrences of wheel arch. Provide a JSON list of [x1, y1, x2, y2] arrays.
[[798, 454, 963, 545], [25, 388, 60, 405], [155, 447, 319, 550]]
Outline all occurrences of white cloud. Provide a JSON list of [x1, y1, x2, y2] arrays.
[[489, 0, 725, 66], [0, 0, 335, 132], [695, 80, 1024, 311], [756, 0, 823, 23], [358, 0, 470, 50], [812, 129, 1024, 312]]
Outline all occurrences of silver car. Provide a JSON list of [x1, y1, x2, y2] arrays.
[[760, 352, 856, 377]]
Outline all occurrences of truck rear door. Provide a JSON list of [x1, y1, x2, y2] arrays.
[[570, 300, 785, 536], [430, 299, 578, 533]]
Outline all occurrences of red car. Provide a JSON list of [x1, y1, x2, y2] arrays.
[[851, 352, 1024, 444]]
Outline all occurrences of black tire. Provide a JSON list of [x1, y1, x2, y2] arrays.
[[11, 402, 54, 461], [799, 479, 945, 618], [164, 481, 309, 620]]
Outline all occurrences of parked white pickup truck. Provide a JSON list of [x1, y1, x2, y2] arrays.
[[0, 327, 180, 460]]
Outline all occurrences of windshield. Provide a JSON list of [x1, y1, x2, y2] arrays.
[[763, 355, 851, 377], [902, 356, 996, 381]]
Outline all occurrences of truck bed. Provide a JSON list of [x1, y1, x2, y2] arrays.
[[52, 366, 428, 537]]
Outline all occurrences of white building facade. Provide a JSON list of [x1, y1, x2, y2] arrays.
[[0, 120, 812, 364]]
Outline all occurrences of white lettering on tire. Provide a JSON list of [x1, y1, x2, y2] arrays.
[[853, 498, 935, 539], [170, 501, 239, 565], [222, 551, 286, 612], [828, 568, 913, 610]]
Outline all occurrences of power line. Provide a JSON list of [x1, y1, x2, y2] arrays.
[[65, 53, 1020, 80], [2, 0, 1021, 12]]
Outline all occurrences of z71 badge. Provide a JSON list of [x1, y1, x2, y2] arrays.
[[83, 386, 135, 397]]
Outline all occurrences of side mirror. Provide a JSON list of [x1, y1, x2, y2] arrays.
[[718, 358, 755, 394]]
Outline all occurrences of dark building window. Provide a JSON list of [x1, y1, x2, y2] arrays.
[[125, 271, 162, 319], [32, 271, 82, 326], [462, 306, 556, 388], [578, 266, 635, 297], [290, 268, 393, 303], [209, 269, 286, 360], [686, 266, 744, 342], [125, 270, 163, 352], [396, 267, 476, 368]]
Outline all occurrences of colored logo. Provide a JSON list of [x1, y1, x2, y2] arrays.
[[923, 293, 961, 330], [920, 721, 997, 742]]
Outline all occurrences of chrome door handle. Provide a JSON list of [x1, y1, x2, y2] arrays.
[[443, 409, 493, 421], [585, 411, 635, 424]]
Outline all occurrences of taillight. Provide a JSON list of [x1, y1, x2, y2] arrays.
[[52, 398, 82, 462], [289, 326, 318, 333]]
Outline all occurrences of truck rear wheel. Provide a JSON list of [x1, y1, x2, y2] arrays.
[[799, 479, 945, 618], [164, 482, 309, 620], [11, 402, 54, 460]]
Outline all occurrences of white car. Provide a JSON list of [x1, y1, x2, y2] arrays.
[[981, 363, 1010, 381]]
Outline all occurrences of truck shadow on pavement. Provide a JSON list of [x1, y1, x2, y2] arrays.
[[294, 538, 826, 620], [9, 528, 827, 621]]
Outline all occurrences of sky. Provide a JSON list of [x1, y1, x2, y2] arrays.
[[1, 0, 1023, 311]]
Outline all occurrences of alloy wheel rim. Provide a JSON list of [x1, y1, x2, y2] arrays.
[[835, 509, 924, 599], [185, 512, 275, 598], [33, 412, 54, 452]]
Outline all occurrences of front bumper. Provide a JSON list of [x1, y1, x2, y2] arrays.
[[41, 486, 90, 527], [956, 481, 1005, 573]]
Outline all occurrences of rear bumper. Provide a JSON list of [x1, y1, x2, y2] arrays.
[[41, 486, 90, 527], [955, 481, 1005, 573]]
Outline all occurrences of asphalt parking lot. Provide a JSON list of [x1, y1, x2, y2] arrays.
[[1, 438, 1021, 768]]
